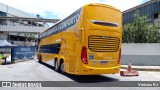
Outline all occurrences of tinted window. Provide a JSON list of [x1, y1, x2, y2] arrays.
[[39, 43, 61, 54]]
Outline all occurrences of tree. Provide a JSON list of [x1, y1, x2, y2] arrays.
[[123, 23, 135, 43], [24, 33, 37, 46], [123, 11, 159, 43]]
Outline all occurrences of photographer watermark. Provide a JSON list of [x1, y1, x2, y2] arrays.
[[1, 81, 160, 87], [138, 82, 159, 87]]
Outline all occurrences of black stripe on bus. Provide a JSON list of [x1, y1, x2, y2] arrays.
[[39, 8, 82, 40], [39, 43, 61, 54]]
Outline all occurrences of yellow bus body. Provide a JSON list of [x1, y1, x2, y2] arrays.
[[37, 3, 122, 75]]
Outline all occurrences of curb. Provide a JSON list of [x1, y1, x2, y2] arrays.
[[121, 66, 160, 72], [13, 59, 35, 63]]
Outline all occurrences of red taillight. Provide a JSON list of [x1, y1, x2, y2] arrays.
[[81, 46, 88, 64], [118, 49, 121, 64]]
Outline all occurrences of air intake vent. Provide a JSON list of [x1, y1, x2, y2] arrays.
[[88, 35, 120, 52]]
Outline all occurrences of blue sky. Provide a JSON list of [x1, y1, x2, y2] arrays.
[[0, 0, 150, 19]]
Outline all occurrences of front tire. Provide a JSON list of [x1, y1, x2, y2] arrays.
[[38, 55, 42, 63]]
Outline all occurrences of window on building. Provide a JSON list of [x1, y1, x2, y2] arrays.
[[154, 13, 158, 19]]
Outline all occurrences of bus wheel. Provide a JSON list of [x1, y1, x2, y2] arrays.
[[54, 59, 59, 72], [38, 55, 42, 63], [60, 59, 65, 74]]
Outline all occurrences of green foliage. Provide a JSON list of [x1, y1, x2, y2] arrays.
[[25, 33, 37, 41], [123, 11, 160, 43]]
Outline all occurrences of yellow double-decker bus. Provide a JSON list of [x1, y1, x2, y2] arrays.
[[37, 3, 122, 75]]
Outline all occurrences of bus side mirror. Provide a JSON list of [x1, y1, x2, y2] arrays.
[[81, 28, 84, 43]]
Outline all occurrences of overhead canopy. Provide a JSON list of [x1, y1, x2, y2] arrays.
[[0, 40, 17, 47]]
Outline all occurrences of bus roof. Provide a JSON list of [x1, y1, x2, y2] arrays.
[[84, 3, 121, 12], [39, 3, 121, 35]]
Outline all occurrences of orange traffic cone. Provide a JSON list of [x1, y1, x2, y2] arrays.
[[120, 60, 139, 76], [127, 60, 132, 72]]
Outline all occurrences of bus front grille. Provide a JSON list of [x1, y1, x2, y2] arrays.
[[88, 35, 120, 52]]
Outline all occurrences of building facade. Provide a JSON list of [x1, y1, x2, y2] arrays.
[[0, 2, 59, 46], [123, 0, 160, 25]]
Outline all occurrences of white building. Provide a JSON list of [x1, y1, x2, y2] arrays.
[[0, 2, 59, 46]]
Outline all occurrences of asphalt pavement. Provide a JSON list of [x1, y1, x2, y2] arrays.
[[0, 60, 160, 90]]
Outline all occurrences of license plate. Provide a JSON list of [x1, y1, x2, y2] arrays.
[[100, 61, 108, 65]]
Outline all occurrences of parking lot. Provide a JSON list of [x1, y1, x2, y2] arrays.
[[0, 60, 160, 90], [1, 60, 160, 81]]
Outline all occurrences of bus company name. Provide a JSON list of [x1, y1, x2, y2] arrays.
[[40, 8, 81, 39]]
